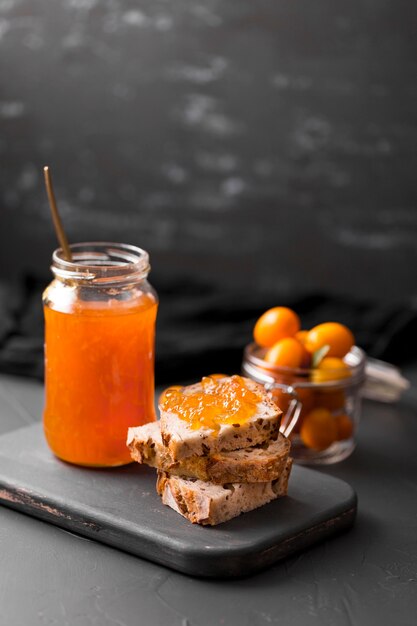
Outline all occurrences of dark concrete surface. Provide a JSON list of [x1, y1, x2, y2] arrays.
[[0, 371, 416, 625]]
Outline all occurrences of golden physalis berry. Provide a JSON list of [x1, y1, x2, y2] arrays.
[[300, 407, 338, 451], [335, 414, 354, 441], [295, 330, 309, 346], [311, 357, 351, 383], [264, 337, 305, 368], [254, 307, 300, 348], [314, 389, 346, 411], [306, 322, 354, 358]]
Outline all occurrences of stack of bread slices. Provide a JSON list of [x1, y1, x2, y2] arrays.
[[127, 376, 292, 526]]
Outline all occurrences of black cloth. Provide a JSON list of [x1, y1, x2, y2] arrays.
[[0, 277, 416, 384]]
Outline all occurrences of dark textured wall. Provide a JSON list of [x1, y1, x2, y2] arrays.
[[1, 0, 416, 301]]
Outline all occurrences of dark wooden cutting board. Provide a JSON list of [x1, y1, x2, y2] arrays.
[[0, 423, 357, 578]]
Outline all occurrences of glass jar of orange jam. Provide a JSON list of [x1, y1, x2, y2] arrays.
[[43, 242, 158, 467]]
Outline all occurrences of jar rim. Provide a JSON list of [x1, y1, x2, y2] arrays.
[[243, 343, 366, 388], [51, 242, 150, 284]]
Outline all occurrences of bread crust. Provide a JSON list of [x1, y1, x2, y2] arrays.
[[127, 421, 291, 484]]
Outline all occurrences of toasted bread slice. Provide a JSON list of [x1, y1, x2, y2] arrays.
[[156, 458, 293, 526], [159, 376, 281, 461], [127, 421, 291, 483]]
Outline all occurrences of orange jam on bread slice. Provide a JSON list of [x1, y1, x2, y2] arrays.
[[159, 375, 263, 431]]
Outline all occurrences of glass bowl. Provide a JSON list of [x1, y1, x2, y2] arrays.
[[242, 343, 366, 464]]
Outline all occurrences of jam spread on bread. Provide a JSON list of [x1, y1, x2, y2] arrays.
[[159, 375, 262, 431]]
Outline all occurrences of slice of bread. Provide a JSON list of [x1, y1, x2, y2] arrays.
[[127, 421, 291, 484], [159, 376, 281, 461], [156, 458, 293, 526], [127, 421, 172, 466]]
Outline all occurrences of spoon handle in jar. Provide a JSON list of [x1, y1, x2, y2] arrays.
[[43, 166, 73, 262]]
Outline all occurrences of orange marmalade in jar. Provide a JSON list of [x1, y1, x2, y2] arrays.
[[43, 243, 158, 467]]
